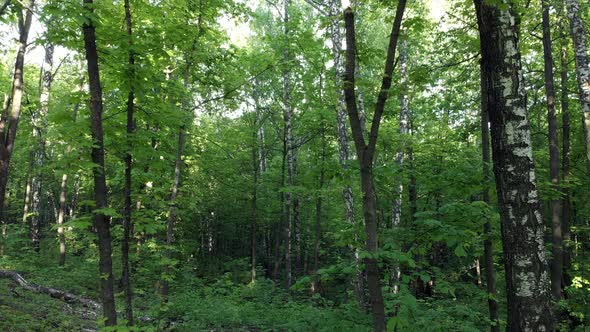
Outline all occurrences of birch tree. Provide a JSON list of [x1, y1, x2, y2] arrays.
[[474, 0, 553, 329], [565, 0, 590, 174]]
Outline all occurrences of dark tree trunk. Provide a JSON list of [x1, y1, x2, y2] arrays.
[[559, 19, 572, 288], [82, 0, 117, 325], [479, 61, 500, 332], [343, 3, 406, 330], [541, 0, 563, 301], [122, 0, 135, 325], [323, 0, 364, 303], [474, 0, 554, 330], [0, 0, 34, 238]]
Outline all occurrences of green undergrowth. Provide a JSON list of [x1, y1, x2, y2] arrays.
[[156, 274, 371, 331]]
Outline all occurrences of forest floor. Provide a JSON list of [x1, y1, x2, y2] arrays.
[[0, 234, 372, 331], [0, 278, 97, 331]]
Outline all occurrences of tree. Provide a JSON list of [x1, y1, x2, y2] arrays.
[[558, 7, 572, 289], [565, 0, 590, 174], [82, 0, 117, 325], [303, 0, 365, 303], [0, 0, 35, 241], [540, 0, 563, 301], [24, 42, 54, 251], [282, 0, 294, 288], [343, 2, 407, 330], [479, 50, 499, 332], [474, 0, 554, 329], [122, 0, 135, 324]]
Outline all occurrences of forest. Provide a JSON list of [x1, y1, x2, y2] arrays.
[[0, 0, 589, 330]]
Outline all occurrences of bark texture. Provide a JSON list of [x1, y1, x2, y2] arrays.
[[474, 0, 554, 330], [82, 0, 117, 324]]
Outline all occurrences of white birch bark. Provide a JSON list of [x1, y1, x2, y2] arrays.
[[566, 0, 590, 173]]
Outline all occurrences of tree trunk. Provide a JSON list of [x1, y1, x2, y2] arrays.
[[479, 56, 499, 332], [273, 134, 286, 281], [27, 43, 54, 252], [122, 0, 135, 325], [390, 39, 410, 293], [293, 195, 301, 276], [541, 0, 563, 301], [474, 0, 554, 330], [343, 3, 406, 330], [56, 74, 84, 266], [162, 127, 185, 300], [82, 0, 117, 325], [69, 174, 81, 219], [57, 173, 67, 266], [250, 93, 261, 284], [282, 0, 293, 289], [312, 126, 325, 294], [325, 0, 365, 303], [559, 18, 572, 288], [250, 139, 258, 283], [0, 0, 34, 239], [566, 0, 590, 174], [22, 176, 31, 224]]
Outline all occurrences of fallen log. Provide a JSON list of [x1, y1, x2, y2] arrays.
[[0, 270, 101, 312]]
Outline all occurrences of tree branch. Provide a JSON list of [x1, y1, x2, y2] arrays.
[[302, 0, 328, 17], [343, 8, 366, 158], [367, 0, 407, 159]]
